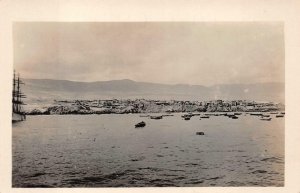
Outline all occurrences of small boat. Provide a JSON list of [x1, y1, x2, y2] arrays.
[[225, 113, 234, 117], [196, 132, 205, 135], [234, 112, 242, 115], [200, 115, 209, 118], [225, 113, 236, 118], [260, 117, 272, 121], [276, 114, 284, 118], [150, 115, 163, 120], [182, 114, 191, 117], [166, 110, 174, 113], [280, 112, 285, 115], [231, 115, 238, 119], [270, 112, 278, 114], [135, 121, 146, 127], [184, 117, 191, 120], [261, 114, 270, 117]]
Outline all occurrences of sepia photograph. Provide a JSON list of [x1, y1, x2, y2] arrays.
[[11, 22, 285, 187]]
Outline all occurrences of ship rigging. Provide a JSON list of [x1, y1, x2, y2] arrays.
[[12, 70, 26, 122]]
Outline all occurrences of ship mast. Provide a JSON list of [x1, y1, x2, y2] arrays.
[[12, 70, 16, 112], [12, 70, 26, 114]]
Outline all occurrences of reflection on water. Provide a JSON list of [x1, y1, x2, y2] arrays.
[[12, 113, 284, 187]]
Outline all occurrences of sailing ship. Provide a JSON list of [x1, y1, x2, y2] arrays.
[[12, 70, 26, 122]]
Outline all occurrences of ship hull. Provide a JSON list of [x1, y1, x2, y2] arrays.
[[12, 112, 26, 123]]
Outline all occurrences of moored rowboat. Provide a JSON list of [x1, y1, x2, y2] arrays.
[[135, 121, 146, 127]]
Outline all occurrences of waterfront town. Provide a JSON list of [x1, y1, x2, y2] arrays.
[[26, 99, 285, 115]]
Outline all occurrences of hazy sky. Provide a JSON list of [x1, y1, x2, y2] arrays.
[[13, 22, 284, 86]]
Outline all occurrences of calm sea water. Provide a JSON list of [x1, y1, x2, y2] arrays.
[[12, 113, 284, 187]]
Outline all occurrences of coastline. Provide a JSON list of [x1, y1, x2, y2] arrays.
[[24, 99, 285, 115]]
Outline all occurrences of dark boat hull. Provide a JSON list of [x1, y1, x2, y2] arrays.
[[135, 121, 146, 128], [12, 112, 26, 123]]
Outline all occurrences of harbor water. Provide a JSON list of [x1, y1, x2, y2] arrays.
[[12, 113, 284, 187]]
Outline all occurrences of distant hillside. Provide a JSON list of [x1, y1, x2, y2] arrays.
[[22, 79, 284, 104]]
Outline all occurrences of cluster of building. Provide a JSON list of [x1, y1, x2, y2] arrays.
[[27, 99, 284, 115], [86, 99, 283, 111]]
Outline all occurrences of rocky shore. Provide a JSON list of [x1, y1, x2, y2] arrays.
[[25, 99, 285, 115]]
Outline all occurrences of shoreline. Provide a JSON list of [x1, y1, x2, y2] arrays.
[[24, 99, 285, 115], [25, 110, 285, 116]]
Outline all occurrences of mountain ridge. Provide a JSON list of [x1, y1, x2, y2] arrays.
[[22, 78, 285, 103], [23, 78, 284, 87]]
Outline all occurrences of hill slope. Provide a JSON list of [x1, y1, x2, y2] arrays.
[[22, 79, 285, 103]]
